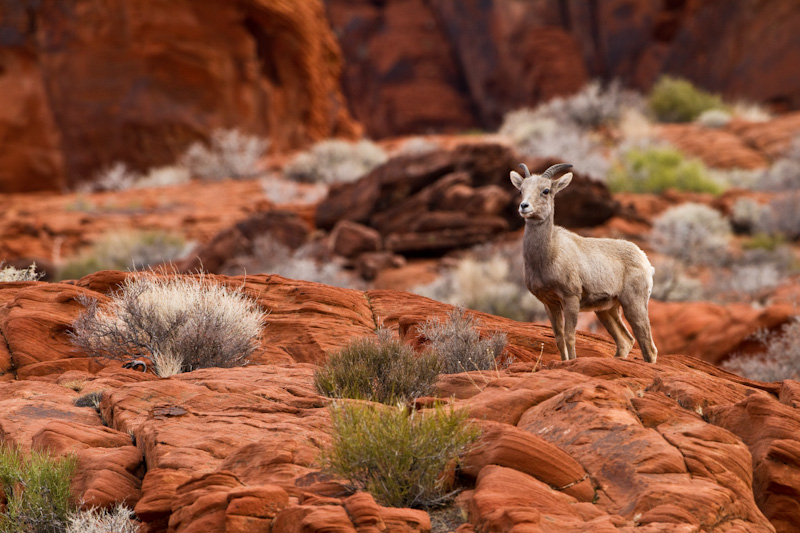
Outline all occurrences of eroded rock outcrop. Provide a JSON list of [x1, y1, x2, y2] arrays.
[[0, 0, 359, 193], [316, 144, 618, 255]]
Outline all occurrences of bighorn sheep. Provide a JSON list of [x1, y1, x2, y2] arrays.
[[510, 163, 657, 363]]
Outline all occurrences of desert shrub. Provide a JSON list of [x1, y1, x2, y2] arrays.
[[413, 245, 548, 323], [89, 162, 139, 192], [759, 191, 800, 240], [261, 178, 327, 206], [66, 504, 139, 533], [723, 318, 800, 382], [417, 306, 510, 375], [651, 203, 732, 266], [695, 108, 732, 129], [756, 158, 800, 191], [710, 168, 761, 190], [314, 329, 441, 404], [729, 197, 768, 234], [58, 230, 188, 281], [498, 113, 609, 180], [649, 258, 704, 302], [284, 139, 387, 184], [134, 165, 191, 189], [74, 391, 103, 410], [648, 76, 725, 123], [0, 447, 78, 533], [0, 262, 44, 282], [533, 79, 642, 129], [322, 402, 480, 509], [181, 129, 268, 181], [225, 235, 361, 289], [608, 146, 722, 194], [730, 101, 772, 122], [70, 272, 266, 377]]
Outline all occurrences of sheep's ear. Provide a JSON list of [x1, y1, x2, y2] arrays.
[[510, 170, 525, 190], [553, 172, 573, 194]]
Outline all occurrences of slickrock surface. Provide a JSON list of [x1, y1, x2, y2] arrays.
[[0, 272, 799, 531]]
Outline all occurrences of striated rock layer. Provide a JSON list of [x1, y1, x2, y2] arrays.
[[0, 272, 799, 531]]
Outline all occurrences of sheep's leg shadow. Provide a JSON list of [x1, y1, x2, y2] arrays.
[[544, 304, 569, 362], [620, 298, 658, 363], [562, 296, 580, 361], [596, 305, 634, 359]]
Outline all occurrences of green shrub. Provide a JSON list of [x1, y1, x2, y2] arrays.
[[650, 203, 732, 266], [284, 139, 387, 184], [648, 76, 725, 123], [608, 146, 722, 194], [70, 272, 266, 377], [57, 230, 188, 281], [0, 263, 44, 282], [0, 447, 78, 533], [322, 402, 480, 509], [314, 329, 441, 404], [417, 306, 510, 374]]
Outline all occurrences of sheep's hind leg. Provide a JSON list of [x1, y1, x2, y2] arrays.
[[596, 306, 634, 359], [620, 298, 658, 364], [544, 304, 569, 361]]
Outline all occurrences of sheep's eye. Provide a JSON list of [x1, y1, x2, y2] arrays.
[[542, 188, 550, 195]]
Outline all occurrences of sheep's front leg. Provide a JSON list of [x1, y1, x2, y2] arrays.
[[563, 295, 580, 360], [544, 304, 568, 361]]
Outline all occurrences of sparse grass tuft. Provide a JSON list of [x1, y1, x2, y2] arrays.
[[322, 402, 480, 509], [0, 446, 78, 533], [417, 306, 510, 375], [0, 263, 44, 282], [608, 146, 722, 194], [651, 203, 732, 266], [70, 272, 266, 377], [181, 129, 268, 181], [57, 230, 188, 281], [314, 329, 441, 405], [66, 504, 139, 533], [648, 76, 725, 123], [284, 139, 387, 184]]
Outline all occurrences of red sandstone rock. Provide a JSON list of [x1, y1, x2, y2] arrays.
[[2, 275, 800, 531], [648, 300, 796, 366], [0, 0, 359, 193], [660, 124, 769, 169], [331, 220, 382, 259], [316, 145, 618, 255]]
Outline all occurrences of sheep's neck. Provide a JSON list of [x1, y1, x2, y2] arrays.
[[523, 215, 556, 272]]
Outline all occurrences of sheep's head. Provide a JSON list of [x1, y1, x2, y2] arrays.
[[510, 163, 573, 222]]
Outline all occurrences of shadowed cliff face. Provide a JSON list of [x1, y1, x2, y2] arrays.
[[0, 272, 798, 531], [0, 0, 359, 192], [327, 0, 800, 136]]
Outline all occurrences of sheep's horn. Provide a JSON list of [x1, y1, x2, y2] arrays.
[[518, 163, 532, 178], [541, 163, 573, 180]]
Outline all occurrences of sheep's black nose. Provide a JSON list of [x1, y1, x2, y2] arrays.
[[520, 202, 530, 210]]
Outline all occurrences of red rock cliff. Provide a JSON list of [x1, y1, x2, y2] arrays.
[[0, 0, 359, 193]]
